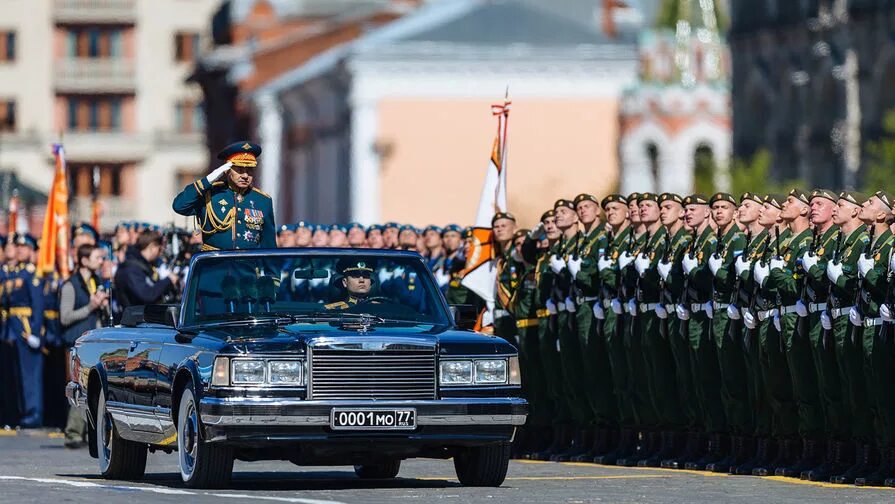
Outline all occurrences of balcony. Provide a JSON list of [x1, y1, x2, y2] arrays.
[[72, 196, 136, 228], [61, 132, 152, 162], [54, 0, 136, 24], [55, 58, 136, 93]]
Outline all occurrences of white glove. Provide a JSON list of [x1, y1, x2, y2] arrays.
[[565, 296, 577, 313], [708, 254, 723, 276], [770, 257, 786, 272], [207, 161, 233, 182], [826, 261, 843, 284], [549, 255, 566, 274], [821, 311, 832, 330], [773, 314, 781, 332], [568, 257, 583, 279], [26, 334, 41, 350], [156, 263, 171, 280], [735, 256, 752, 277], [657, 261, 672, 281], [634, 253, 651, 276], [545, 299, 557, 315], [597, 255, 614, 272], [611, 298, 623, 315], [655, 304, 668, 319], [849, 307, 863, 327], [682, 254, 698, 275], [881, 303, 894, 322], [743, 310, 756, 329], [676, 304, 690, 320], [890, 251, 895, 273], [795, 300, 808, 318], [802, 251, 819, 272], [626, 298, 637, 315], [593, 302, 605, 320], [753, 261, 770, 287], [727, 304, 741, 320], [703, 302, 714, 319], [858, 254, 874, 278], [378, 268, 394, 284], [392, 266, 406, 278], [618, 252, 635, 269], [434, 269, 450, 287]]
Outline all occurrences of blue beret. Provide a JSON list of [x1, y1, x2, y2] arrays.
[[314, 224, 330, 233], [366, 224, 383, 234], [347, 222, 364, 231], [295, 220, 311, 229], [97, 240, 113, 255], [424, 225, 443, 234], [443, 224, 462, 235], [399, 224, 417, 233], [277, 224, 291, 236], [72, 222, 99, 241], [14, 233, 37, 249], [384, 222, 400, 230], [330, 224, 348, 233]]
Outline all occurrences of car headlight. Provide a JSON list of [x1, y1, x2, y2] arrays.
[[508, 356, 521, 385], [268, 360, 303, 385], [439, 360, 473, 385], [474, 359, 508, 384], [231, 359, 265, 384]]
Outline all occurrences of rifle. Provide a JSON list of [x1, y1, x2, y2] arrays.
[[795, 226, 820, 337], [679, 227, 698, 307], [822, 229, 845, 349], [774, 225, 781, 259], [854, 225, 877, 321], [882, 247, 895, 343], [729, 229, 752, 305]]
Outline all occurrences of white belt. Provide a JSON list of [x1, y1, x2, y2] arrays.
[[556, 302, 567, 312], [494, 309, 510, 319], [603, 299, 612, 309], [665, 304, 678, 316], [779, 305, 799, 315], [577, 296, 599, 305], [808, 302, 827, 313], [690, 303, 705, 313], [639, 303, 659, 313], [712, 301, 729, 310], [830, 306, 853, 318], [864, 317, 884, 327], [758, 309, 778, 322]]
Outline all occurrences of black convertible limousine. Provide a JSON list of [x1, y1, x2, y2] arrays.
[[66, 249, 527, 488]]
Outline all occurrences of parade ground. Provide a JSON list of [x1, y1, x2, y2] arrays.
[[1, 430, 893, 504]]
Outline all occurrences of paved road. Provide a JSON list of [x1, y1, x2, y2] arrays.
[[2, 429, 895, 503]]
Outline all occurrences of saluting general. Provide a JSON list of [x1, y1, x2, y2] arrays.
[[173, 141, 276, 250]]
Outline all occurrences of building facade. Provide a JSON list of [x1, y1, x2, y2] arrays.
[[0, 0, 218, 233]]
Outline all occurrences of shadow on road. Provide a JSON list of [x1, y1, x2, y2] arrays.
[[59, 471, 463, 491]]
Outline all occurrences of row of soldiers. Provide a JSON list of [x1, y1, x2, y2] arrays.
[[485, 189, 895, 487]]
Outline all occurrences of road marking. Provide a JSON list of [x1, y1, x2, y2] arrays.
[[0, 431, 16, 437], [0, 475, 349, 503], [762, 476, 895, 491], [48, 432, 65, 439]]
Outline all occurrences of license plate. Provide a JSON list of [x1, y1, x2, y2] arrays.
[[330, 408, 416, 430]]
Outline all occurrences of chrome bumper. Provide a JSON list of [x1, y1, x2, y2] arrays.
[[199, 396, 528, 427]]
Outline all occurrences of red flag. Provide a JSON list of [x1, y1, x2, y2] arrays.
[[38, 144, 70, 277], [8, 189, 18, 236]]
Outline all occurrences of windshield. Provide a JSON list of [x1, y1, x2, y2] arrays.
[[181, 252, 451, 327]]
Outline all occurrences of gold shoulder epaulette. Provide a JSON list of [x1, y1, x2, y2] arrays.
[[324, 301, 348, 310], [25, 263, 35, 274], [252, 187, 271, 198], [211, 181, 226, 187]]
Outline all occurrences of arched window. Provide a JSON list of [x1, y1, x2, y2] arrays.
[[694, 144, 717, 194], [646, 142, 660, 190]]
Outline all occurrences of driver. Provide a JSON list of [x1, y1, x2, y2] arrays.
[[325, 259, 381, 309]]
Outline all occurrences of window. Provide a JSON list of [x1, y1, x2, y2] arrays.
[[64, 96, 125, 132], [174, 32, 200, 62], [174, 100, 204, 133], [65, 28, 124, 58], [0, 100, 15, 132], [0, 31, 14, 62], [68, 164, 123, 197]]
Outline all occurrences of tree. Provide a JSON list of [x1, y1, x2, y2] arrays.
[[862, 110, 895, 194], [727, 150, 803, 197]]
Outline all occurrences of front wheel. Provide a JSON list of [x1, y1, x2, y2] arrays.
[[354, 460, 401, 479], [177, 384, 234, 488], [454, 443, 511, 487], [96, 388, 147, 480]]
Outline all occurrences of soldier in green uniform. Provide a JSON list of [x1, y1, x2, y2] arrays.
[[815, 192, 870, 484], [725, 192, 770, 475], [750, 190, 813, 476], [676, 194, 724, 470], [491, 212, 518, 348], [655, 193, 698, 469], [703, 193, 746, 473], [172, 141, 276, 250], [592, 194, 636, 465], [850, 191, 895, 486], [567, 193, 614, 460]]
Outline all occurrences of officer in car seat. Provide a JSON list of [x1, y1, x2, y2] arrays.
[[325, 259, 381, 310]]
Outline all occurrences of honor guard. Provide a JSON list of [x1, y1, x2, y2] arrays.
[[7, 234, 45, 427], [172, 141, 276, 250]]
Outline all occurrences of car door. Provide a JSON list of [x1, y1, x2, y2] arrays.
[[125, 327, 172, 432]]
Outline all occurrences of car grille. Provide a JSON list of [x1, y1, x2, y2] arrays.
[[309, 348, 437, 400]]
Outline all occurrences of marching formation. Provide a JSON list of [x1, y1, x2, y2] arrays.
[[476, 189, 895, 488]]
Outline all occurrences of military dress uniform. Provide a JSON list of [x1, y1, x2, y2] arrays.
[[172, 141, 276, 250], [41, 271, 67, 428], [7, 237, 45, 427]]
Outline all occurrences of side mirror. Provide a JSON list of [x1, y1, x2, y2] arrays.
[[449, 304, 478, 330]]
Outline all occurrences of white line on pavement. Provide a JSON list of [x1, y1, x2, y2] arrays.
[[0, 475, 349, 503]]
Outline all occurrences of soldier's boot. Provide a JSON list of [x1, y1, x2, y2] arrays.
[[832, 443, 875, 484], [592, 427, 616, 457], [617, 430, 649, 467], [857, 447, 894, 486], [686, 433, 724, 471], [806, 440, 851, 481], [767, 438, 800, 477], [736, 436, 770, 476], [636, 431, 665, 467], [707, 435, 739, 473], [570, 427, 600, 462], [654, 431, 681, 463], [777, 438, 819, 478], [551, 426, 588, 462], [572, 426, 612, 462], [530, 424, 568, 461], [753, 438, 791, 476], [664, 431, 704, 469], [801, 440, 832, 480], [594, 428, 635, 465]]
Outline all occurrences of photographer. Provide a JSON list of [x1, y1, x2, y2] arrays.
[[59, 244, 109, 448], [115, 230, 180, 309]]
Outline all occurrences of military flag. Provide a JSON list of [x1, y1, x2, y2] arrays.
[[7, 188, 19, 236], [37, 143, 71, 277]]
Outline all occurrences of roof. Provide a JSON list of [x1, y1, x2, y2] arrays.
[[254, 0, 641, 97]]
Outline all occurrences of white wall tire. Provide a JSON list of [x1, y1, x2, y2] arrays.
[[177, 384, 233, 488], [96, 388, 147, 480]]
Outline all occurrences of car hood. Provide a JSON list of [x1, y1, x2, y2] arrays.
[[195, 322, 517, 356]]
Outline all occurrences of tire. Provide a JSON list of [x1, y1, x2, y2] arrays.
[[354, 460, 401, 479], [454, 443, 511, 487], [177, 384, 234, 488], [96, 389, 147, 480]]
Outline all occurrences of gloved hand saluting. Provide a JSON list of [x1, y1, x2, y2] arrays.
[[207, 161, 233, 183]]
